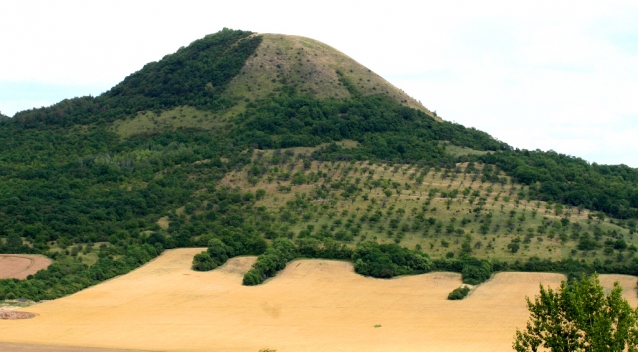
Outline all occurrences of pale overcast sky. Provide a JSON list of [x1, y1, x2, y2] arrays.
[[1, 0, 637, 166]]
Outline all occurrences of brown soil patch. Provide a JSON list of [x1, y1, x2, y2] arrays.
[[0, 255, 52, 279], [0, 309, 35, 319], [0, 249, 635, 351]]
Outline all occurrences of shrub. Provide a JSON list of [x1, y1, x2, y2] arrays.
[[242, 238, 298, 286], [447, 286, 470, 300], [352, 242, 432, 278], [192, 252, 216, 271], [461, 259, 492, 285]]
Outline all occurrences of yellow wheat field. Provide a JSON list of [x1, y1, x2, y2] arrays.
[[0, 248, 636, 351]]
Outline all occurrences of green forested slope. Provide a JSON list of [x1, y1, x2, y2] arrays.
[[482, 151, 638, 219]]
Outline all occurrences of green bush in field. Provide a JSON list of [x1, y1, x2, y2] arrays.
[[447, 286, 470, 300]]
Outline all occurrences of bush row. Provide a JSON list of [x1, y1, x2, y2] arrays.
[[243, 238, 298, 285], [195, 236, 638, 288]]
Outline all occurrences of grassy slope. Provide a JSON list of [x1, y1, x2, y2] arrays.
[[110, 106, 228, 138], [214, 144, 632, 264], [111, 33, 439, 138], [225, 34, 436, 117]]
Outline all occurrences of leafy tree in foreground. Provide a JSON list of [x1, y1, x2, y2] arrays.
[[513, 274, 638, 352]]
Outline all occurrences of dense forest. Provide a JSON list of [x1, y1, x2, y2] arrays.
[[482, 151, 638, 219], [1, 28, 637, 301]]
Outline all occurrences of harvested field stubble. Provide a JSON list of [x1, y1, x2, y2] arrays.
[[0, 309, 35, 320], [0, 249, 636, 351], [0, 255, 52, 280]]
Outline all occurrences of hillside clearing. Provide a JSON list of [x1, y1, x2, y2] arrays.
[[0, 255, 52, 280], [0, 248, 636, 351]]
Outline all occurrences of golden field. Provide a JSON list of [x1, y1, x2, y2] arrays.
[[0, 248, 636, 351]]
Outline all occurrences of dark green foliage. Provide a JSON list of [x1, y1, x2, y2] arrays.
[[103, 29, 259, 112], [242, 239, 435, 285], [243, 238, 298, 286], [514, 274, 638, 351], [482, 150, 638, 219], [193, 231, 267, 272], [352, 242, 432, 278], [192, 252, 215, 271], [508, 239, 521, 253], [460, 259, 492, 285], [2, 233, 30, 254], [0, 244, 160, 301], [0, 129, 266, 300], [447, 286, 470, 300], [236, 90, 505, 164], [205, 239, 232, 268], [296, 238, 353, 259], [434, 256, 493, 285], [577, 235, 601, 251]]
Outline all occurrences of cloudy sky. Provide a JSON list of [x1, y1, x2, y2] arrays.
[[1, 0, 637, 166]]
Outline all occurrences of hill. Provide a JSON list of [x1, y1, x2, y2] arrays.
[[0, 29, 637, 301]]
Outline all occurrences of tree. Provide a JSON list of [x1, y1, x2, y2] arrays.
[[513, 274, 638, 352], [6, 233, 23, 252], [192, 252, 216, 271]]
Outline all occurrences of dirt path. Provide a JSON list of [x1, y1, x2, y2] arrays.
[[0, 249, 635, 351], [0, 255, 52, 279]]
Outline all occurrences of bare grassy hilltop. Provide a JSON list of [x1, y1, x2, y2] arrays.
[[111, 33, 437, 138]]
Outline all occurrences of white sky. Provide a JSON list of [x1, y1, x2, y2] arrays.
[[1, 0, 637, 166]]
